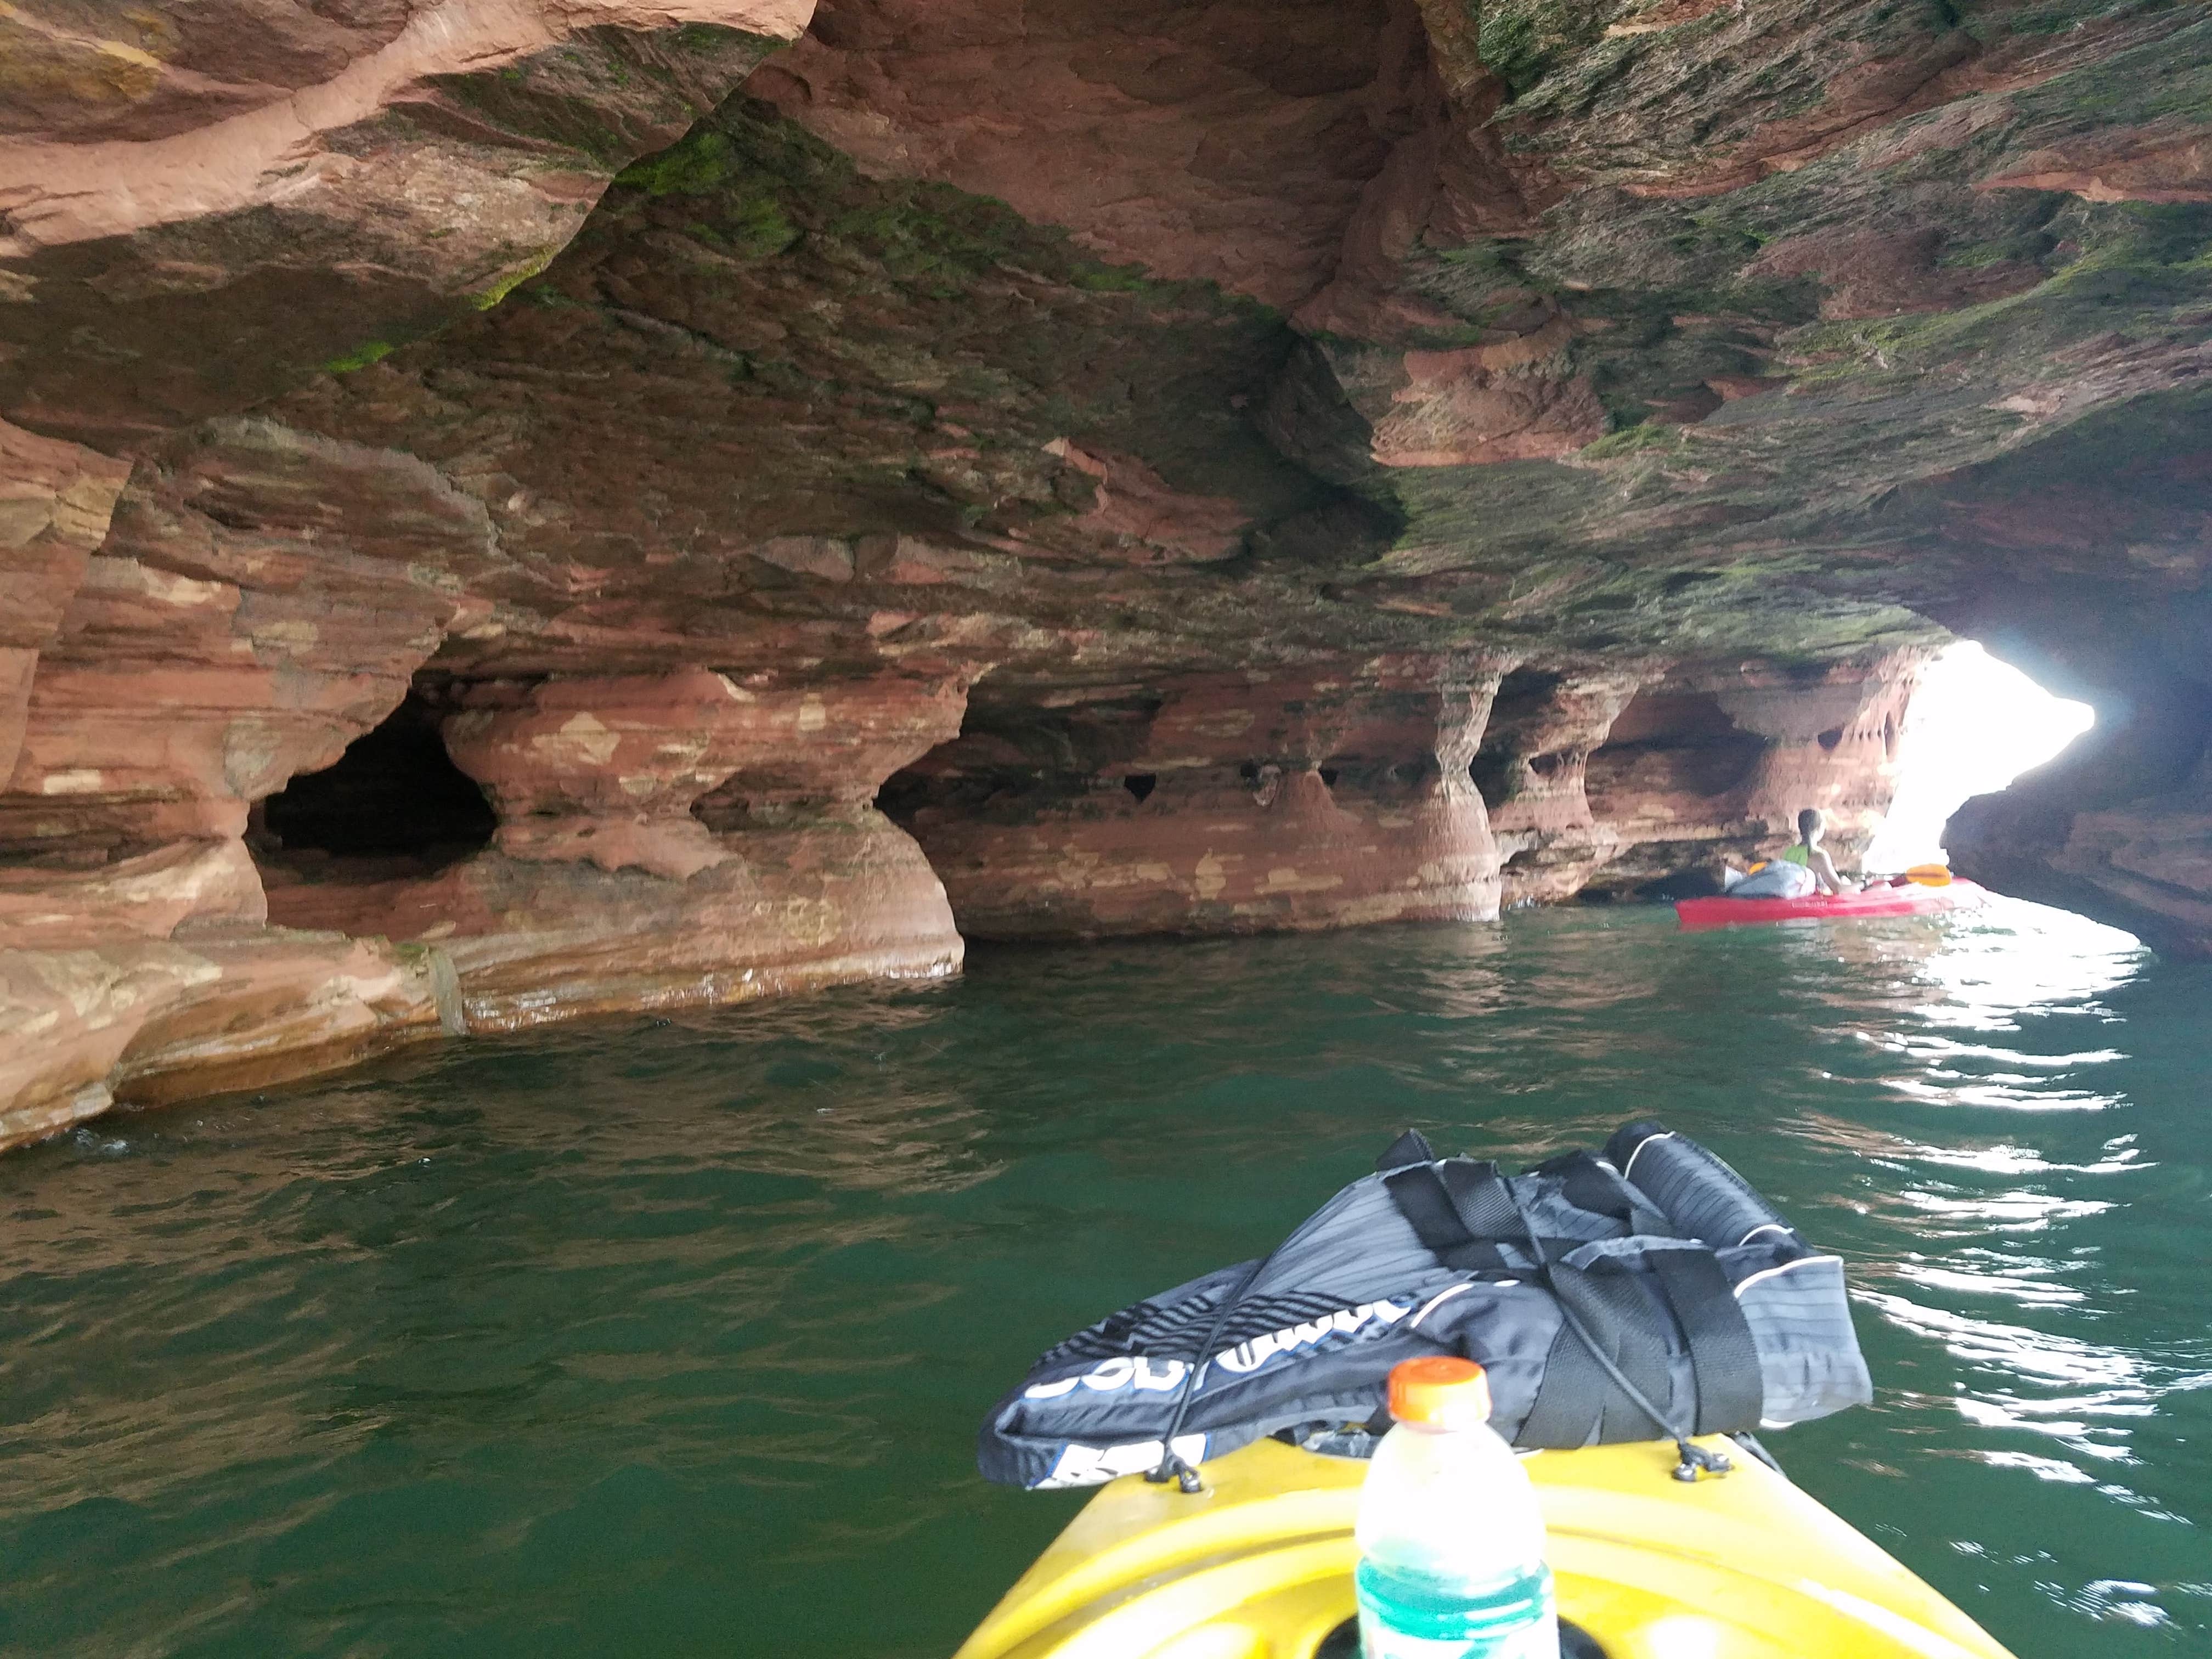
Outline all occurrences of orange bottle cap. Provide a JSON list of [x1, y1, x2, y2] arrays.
[[1387, 1356, 1493, 1427]]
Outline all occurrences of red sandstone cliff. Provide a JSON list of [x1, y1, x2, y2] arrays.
[[1, 0, 2207, 1147]]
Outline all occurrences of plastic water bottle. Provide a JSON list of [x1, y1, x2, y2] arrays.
[[1355, 1356, 1559, 1658]]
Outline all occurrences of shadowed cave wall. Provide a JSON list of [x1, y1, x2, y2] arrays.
[[1, 0, 2208, 1147]]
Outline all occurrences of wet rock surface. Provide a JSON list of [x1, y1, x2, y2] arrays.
[[1, 0, 2208, 1140]]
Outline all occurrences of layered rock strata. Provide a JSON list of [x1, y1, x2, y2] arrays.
[[2, 0, 2209, 1142], [885, 663, 1505, 939], [1, 0, 811, 444], [1581, 657, 1921, 895], [0, 0, 832, 1144], [0, 924, 452, 1149], [262, 668, 968, 1029], [1951, 730, 2212, 961]]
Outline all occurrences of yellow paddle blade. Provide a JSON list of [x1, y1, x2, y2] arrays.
[[1747, 861, 1768, 874], [1905, 863, 1953, 887]]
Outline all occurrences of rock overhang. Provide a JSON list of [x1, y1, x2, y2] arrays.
[[0, 0, 2207, 1143]]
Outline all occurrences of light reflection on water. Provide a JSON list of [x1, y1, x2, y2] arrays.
[[3, 894, 2210, 1657], [1787, 901, 2212, 1648]]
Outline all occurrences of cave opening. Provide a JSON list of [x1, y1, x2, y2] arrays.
[[1864, 641, 2095, 870], [258, 693, 496, 866], [1584, 690, 1766, 805], [876, 690, 1169, 829], [1468, 750, 1515, 809], [1468, 668, 1567, 809]]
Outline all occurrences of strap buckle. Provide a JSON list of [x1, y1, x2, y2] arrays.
[[1671, 1439, 1735, 1483]]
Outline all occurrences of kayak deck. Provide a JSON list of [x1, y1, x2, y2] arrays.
[[956, 1436, 2016, 1659], [1677, 879, 1988, 930]]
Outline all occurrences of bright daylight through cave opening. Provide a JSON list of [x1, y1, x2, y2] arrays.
[[1864, 642, 2097, 872]]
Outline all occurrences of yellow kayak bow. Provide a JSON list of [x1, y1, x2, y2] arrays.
[[957, 1436, 2016, 1659]]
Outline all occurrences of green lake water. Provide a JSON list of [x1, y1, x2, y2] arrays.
[[4, 898, 2209, 1657]]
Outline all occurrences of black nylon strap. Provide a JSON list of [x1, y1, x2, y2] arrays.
[[1375, 1128, 1438, 1172], [1389, 1151, 1740, 1479], [1383, 1161, 1510, 1271], [1516, 1318, 1607, 1447], [1386, 1160, 1612, 1274], [1383, 1163, 1470, 1252], [1438, 1159, 1524, 1238], [1519, 1262, 1678, 1444], [1649, 1248, 1764, 1434]]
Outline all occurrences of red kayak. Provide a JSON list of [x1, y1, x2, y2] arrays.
[[1676, 879, 1988, 930]]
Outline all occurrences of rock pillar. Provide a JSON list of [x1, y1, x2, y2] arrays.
[[0, 425, 482, 1148], [1472, 667, 1639, 905], [264, 669, 971, 1028]]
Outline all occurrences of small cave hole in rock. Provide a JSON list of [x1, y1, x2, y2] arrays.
[[692, 784, 829, 833], [1317, 765, 1340, 789], [1468, 749, 1518, 809], [259, 693, 496, 865], [1863, 640, 2095, 869], [1528, 749, 1571, 780], [1472, 670, 1569, 809], [1123, 772, 1157, 803], [1817, 725, 1845, 751]]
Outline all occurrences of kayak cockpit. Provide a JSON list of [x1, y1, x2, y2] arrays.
[[956, 1436, 2015, 1659]]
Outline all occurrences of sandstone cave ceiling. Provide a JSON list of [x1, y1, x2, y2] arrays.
[[1, 0, 2209, 1143]]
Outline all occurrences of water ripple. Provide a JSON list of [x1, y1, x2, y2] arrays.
[[1, 895, 2206, 1657]]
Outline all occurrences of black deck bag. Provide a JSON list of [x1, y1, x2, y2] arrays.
[[980, 1120, 1871, 1489]]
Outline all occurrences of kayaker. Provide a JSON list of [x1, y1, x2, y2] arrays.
[[1724, 808, 1855, 899], [1780, 807, 1855, 895]]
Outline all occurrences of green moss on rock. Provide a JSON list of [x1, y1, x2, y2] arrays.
[[614, 127, 737, 195], [1579, 422, 1692, 460], [324, 340, 394, 374]]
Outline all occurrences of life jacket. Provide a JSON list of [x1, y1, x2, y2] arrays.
[[1778, 843, 1813, 866], [980, 1120, 1871, 1490]]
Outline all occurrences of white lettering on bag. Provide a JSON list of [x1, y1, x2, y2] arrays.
[[1080, 1357, 1137, 1392], [1215, 1299, 1410, 1374], [1023, 1355, 1190, 1401], [1022, 1299, 1411, 1401]]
